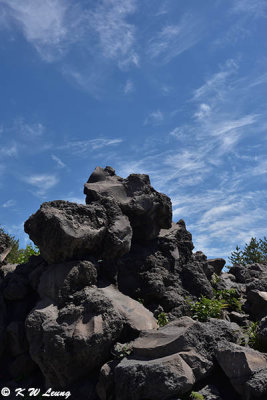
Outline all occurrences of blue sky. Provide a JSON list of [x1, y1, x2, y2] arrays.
[[0, 0, 266, 261]]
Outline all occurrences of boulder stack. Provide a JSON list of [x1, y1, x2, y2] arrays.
[[0, 166, 266, 400]]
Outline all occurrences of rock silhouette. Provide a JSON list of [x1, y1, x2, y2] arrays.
[[0, 166, 266, 400]]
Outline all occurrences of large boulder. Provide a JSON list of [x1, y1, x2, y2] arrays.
[[113, 353, 195, 400], [84, 166, 172, 242], [131, 317, 240, 362], [26, 290, 124, 388], [38, 259, 98, 304], [26, 283, 157, 388], [216, 342, 267, 399], [24, 200, 132, 264], [97, 317, 241, 400], [246, 290, 267, 320]]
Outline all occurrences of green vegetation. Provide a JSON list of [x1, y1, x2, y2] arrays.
[[229, 237, 267, 265], [190, 392, 204, 400], [1, 226, 39, 264], [188, 296, 227, 322], [188, 289, 242, 322], [157, 312, 169, 327], [241, 321, 261, 350], [112, 342, 133, 358], [213, 288, 242, 312]]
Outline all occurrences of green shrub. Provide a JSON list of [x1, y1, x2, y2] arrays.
[[213, 289, 242, 312], [1, 226, 40, 264], [15, 243, 40, 264], [112, 342, 133, 358], [241, 321, 261, 350], [188, 296, 227, 322], [190, 392, 204, 400], [157, 312, 169, 327]]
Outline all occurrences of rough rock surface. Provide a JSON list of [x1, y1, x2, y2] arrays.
[[216, 342, 267, 399], [25, 200, 132, 263], [84, 166, 172, 242]]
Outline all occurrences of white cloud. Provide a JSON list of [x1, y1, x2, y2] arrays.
[[0, 0, 71, 61], [2, 199, 16, 208], [148, 14, 203, 63], [89, 0, 138, 67], [17, 120, 45, 137], [194, 103, 211, 120], [0, 0, 138, 69], [0, 143, 18, 157], [232, 0, 267, 18], [51, 154, 66, 168], [24, 173, 58, 196], [124, 79, 134, 94], [58, 137, 123, 155], [144, 110, 164, 125], [193, 59, 238, 101]]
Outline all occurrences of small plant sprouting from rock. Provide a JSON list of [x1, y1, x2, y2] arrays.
[[137, 297, 144, 305], [112, 342, 133, 359], [188, 296, 228, 322], [157, 312, 169, 327], [190, 392, 204, 400], [211, 272, 220, 286], [188, 289, 243, 322], [241, 321, 261, 350], [213, 289, 242, 312]]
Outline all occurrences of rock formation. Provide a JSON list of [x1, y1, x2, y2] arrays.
[[0, 166, 266, 400]]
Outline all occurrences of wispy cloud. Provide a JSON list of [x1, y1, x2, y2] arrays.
[[89, 0, 138, 68], [194, 103, 211, 120], [144, 110, 164, 125], [24, 173, 58, 196], [0, 0, 72, 62], [124, 79, 134, 94], [58, 137, 123, 155], [51, 154, 66, 168], [2, 199, 16, 208], [15, 119, 45, 137], [0, 143, 18, 157], [147, 14, 203, 63], [193, 59, 238, 101], [232, 0, 267, 18]]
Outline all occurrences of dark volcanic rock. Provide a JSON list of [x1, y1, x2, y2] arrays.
[[259, 316, 267, 351], [246, 290, 267, 320], [98, 317, 241, 400], [0, 293, 6, 357], [24, 200, 132, 263], [216, 342, 267, 399], [37, 259, 98, 304], [26, 284, 157, 388], [26, 290, 124, 388], [229, 263, 267, 285], [84, 166, 172, 242], [103, 220, 211, 315]]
